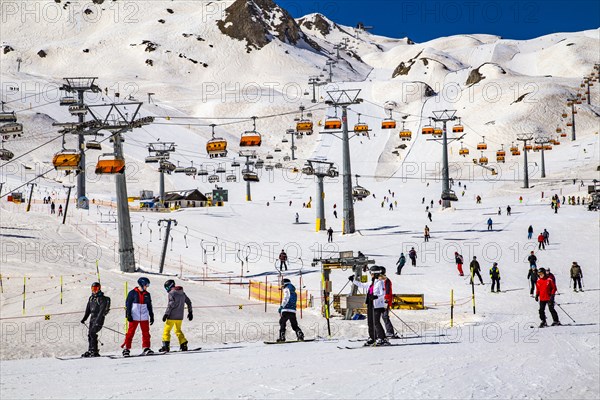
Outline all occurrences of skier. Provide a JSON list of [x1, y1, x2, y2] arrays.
[[50, 201, 56, 214], [80, 282, 110, 357], [527, 266, 539, 297], [379, 267, 397, 338], [333, 210, 337, 219], [348, 266, 387, 346], [408, 247, 417, 267], [506, 205, 511, 216], [121, 277, 154, 356], [278, 250, 288, 271], [535, 268, 560, 327], [277, 278, 304, 342], [498, 207, 501, 215], [159, 280, 193, 353], [424, 225, 430, 242], [389, 203, 393, 211], [487, 218, 493, 231], [58, 204, 63, 217], [519, 196, 523, 204], [470, 256, 484, 285], [528, 251, 537, 268], [295, 212, 299, 223], [427, 211, 432, 222], [543, 229, 549, 245], [396, 253, 406, 275], [422, 197, 425, 204], [570, 262, 583, 292], [489, 263, 501, 293], [455, 252, 464, 276], [476, 195, 481, 204], [537, 233, 545, 250], [327, 227, 333, 243]]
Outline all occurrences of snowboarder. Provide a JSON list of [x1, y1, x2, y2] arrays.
[[80, 282, 110, 357], [279, 250, 288, 271], [487, 218, 493, 231], [277, 278, 304, 342], [424, 225, 430, 242], [379, 267, 397, 338], [543, 229, 549, 245], [506, 205, 511, 216], [408, 247, 417, 267], [50, 201, 55, 214], [470, 256, 484, 285], [121, 277, 155, 356], [527, 225, 534, 240], [159, 280, 193, 353], [527, 266, 539, 297], [396, 253, 406, 275], [348, 266, 388, 346], [327, 227, 333, 243], [427, 211, 432, 222], [455, 252, 464, 276], [537, 233, 545, 250], [528, 251, 537, 268], [570, 262, 583, 292], [535, 268, 560, 327], [489, 263, 501, 293], [58, 204, 63, 217]]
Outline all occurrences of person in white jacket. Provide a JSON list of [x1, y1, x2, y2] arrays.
[[348, 265, 389, 346]]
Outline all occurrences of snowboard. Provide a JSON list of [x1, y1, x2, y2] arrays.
[[264, 339, 315, 345]]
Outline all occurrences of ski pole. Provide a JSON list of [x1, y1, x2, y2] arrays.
[[388, 309, 419, 336], [556, 303, 576, 323], [102, 325, 127, 336], [336, 279, 351, 297], [84, 323, 104, 346]]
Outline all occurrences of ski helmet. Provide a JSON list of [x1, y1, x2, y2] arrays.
[[379, 266, 387, 275], [369, 265, 383, 275], [91, 282, 101, 294], [164, 279, 176, 292], [538, 267, 546, 274], [137, 277, 151, 288]]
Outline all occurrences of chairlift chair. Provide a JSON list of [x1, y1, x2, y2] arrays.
[[206, 124, 228, 157], [95, 153, 125, 175], [208, 174, 220, 183], [240, 117, 262, 147]]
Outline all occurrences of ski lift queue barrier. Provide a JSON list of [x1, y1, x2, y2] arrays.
[[248, 280, 311, 309], [333, 293, 425, 314]]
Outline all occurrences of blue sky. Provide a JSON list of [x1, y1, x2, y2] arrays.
[[278, 0, 600, 42]]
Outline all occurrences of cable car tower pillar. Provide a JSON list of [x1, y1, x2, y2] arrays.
[[341, 105, 355, 234], [76, 89, 86, 202], [114, 130, 136, 273], [316, 175, 325, 231], [431, 110, 457, 209]]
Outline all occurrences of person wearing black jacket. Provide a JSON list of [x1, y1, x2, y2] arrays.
[[527, 251, 537, 268], [81, 282, 110, 357], [527, 266, 539, 297], [470, 256, 484, 285]]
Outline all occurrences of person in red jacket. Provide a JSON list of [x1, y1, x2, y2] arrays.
[[535, 268, 560, 327], [537, 233, 545, 250]]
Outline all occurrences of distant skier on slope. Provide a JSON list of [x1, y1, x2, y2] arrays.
[[279, 249, 288, 271], [396, 253, 406, 275], [455, 252, 464, 276], [489, 263, 501, 293], [570, 262, 583, 292], [408, 247, 417, 267], [80, 282, 110, 358], [528, 251, 537, 268], [528, 225, 534, 239], [537, 233, 545, 250], [470, 256, 484, 285], [527, 266, 539, 297], [277, 278, 304, 342]]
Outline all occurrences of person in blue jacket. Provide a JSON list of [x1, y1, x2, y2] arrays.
[[277, 279, 304, 342], [121, 277, 155, 356]]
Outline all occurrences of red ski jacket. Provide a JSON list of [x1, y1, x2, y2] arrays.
[[537, 234, 544, 243], [536, 276, 557, 301]]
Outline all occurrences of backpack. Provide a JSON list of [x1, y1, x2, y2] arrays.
[[103, 296, 111, 316]]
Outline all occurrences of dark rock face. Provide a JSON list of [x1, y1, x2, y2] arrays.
[[216, 0, 319, 53], [392, 50, 423, 78], [466, 63, 506, 86], [3, 46, 14, 54]]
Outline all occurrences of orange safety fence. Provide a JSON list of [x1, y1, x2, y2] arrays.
[[248, 280, 310, 309]]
